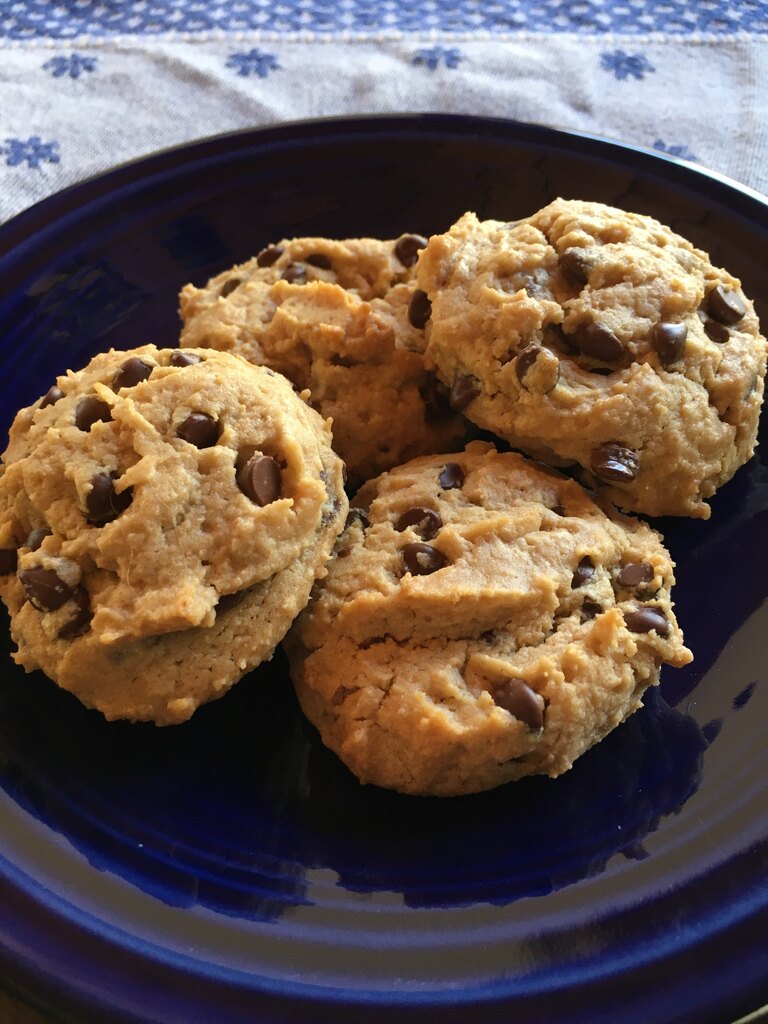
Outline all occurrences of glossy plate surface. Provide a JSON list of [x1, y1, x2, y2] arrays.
[[0, 115, 766, 1024]]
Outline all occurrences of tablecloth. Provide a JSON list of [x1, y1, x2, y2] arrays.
[[1, 0, 767, 228]]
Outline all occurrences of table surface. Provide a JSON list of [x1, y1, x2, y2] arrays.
[[1, 2, 767, 1022]]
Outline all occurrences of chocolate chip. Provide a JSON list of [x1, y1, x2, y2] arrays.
[[58, 585, 91, 639], [395, 506, 442, 540], [306, 253, 332, 269], [546, 324, 579, 355], [256, 244, 284, 267], [86, 472, 132, 525], [582, 600, 603, 621], [591, 442, 639, 483], [25, 527, 51, 551], [170, 350, 203, 367], [20, 566, 74, 611], [236, 455, 281, 505], [402, 542, 449, 576], [571, 556, 595, 588], [281, 264, 307, 284], [449, 375, 480, 412], [113, 357, 152, 391], [576, 322, 624, 362], [559, 248, 590, 287], [0, 549, 17, 575], [492, 678, 544, 729], [707, 284, 746, 326], [40, 386, 64, 408], [345, 507, 369, 530], [653, 322, 688, 366], [617, 561, 654, 588], [75, 396, 112, 431], [408, 289, 431, 329], [438, 463, 463, 490], [515, 345, 542, 384], [420, 377, 452, 421], [395, 234, 428, 268], [177, 412, 219, 448], [704, 319, 730, 344], [220, 278, 242, 298], [624, 606, 669, 636]]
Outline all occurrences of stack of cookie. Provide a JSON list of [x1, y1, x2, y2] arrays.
[[1, 199, 764, 795]]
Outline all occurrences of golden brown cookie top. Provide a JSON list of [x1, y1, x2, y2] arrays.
[[179, 234, 466, 483], [0, 345, 342, 646], [417, 200, 766, 518]]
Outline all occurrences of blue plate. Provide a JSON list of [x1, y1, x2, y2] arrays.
[[0, 115, 766, 1024]]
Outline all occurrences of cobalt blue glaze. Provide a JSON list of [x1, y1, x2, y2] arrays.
[[0, 116, 766, 1024]]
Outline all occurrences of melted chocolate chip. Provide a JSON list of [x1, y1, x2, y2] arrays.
[[170, 350, 203, 367], [571, 556, 595, 588], [41, 386, 64, 408], [395, 506, 442, 540], [449, 375, 480, 412], [402, 542, 449, 576], [617, 561, 654, 588], [345, 507, 369, 530], [281, 264, 307, 284], [113, 357, 152, 391], [559, 248, 591, 287], [420, 377, 452, 421], [704, 319, 730, 344], [546, 324, 579, 355], [0, 548, 17, 575], [58, 585, 91, 639], [236, 455, 281, 506], [306, 253, 332, 269], [25, 527, 52, 551], [492, 678, 544, 729], [576, 322, 624, 362], [86, 472, 133, 525], [220, 278, 242, 297], [75, 396, 112, 431], [395, 234, 428, 267], [515, 345, 541, 384], [438, 462, 464, 489], [591, 442, 639, 483], [408, 289, 432, 329], [653, 322, 688, 366], [256, 244, 284, 267], [177, 412, 219, 448], [707, 284, 746, 326], [624, 606, 669, 636], [20, 566, 74, 611], [582, 600, 603, 621]]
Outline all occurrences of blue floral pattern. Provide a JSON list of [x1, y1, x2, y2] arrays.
[[600, 50, 655, 81], [225, 49, 280, 78], [0, 0, 765, 38], [653, 139, 699, 162], [42, 53, 98, 79], [2, 136, 61, 169], [412, 46, 464, 71]]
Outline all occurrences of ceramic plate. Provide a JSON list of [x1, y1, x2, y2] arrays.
[[0, 115, 766, 1024]]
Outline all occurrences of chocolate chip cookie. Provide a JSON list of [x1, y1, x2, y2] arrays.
[[285, 441, 692, 796], [179, 234, 466, 485], [417, 200, 766, 518], [0, 345, 348, 724]]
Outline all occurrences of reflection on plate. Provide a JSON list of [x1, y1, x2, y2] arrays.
[[0, 116, 766, 1024]]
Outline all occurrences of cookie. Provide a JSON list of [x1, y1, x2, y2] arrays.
[[285, 441, 692, 797], [179, 234, 466, 484], [0, 345, 348, 724], [417, 200, 767, 518]]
